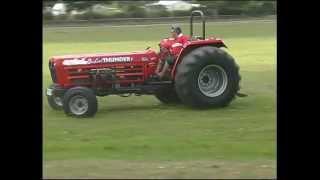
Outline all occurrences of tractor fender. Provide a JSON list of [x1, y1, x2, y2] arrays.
[[170, 40, 227, 79]]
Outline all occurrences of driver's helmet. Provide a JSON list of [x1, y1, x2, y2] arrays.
[[171, 25, 182, 35]]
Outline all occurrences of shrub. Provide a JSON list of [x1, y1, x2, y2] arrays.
[[43, 11, 54, 20], [126, 5, 147, 18], [171, 10, 190, 17]]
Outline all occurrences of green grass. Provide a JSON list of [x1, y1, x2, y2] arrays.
[[43, 20, 276, 178]]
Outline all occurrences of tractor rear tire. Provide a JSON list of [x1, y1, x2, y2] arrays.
[[175, 46, 240, 108], [47, 84, 63, 110], [63, 86, 98, 117], [155, 85, 181, 104]]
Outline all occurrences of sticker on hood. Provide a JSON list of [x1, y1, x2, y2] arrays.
[[63, 56, 133, 66]]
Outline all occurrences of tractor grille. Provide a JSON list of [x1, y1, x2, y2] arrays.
[[49, 61, 57, 83]]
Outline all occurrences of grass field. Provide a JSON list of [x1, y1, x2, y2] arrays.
[[43, 20, 276, 179]]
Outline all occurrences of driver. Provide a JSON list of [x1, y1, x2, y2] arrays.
[[155, 25, 190, 80]]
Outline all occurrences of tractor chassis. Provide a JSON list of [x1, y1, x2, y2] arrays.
[[94, 80, 173, 96], [46, 80, 173, 98]]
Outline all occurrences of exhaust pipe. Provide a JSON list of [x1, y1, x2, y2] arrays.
[[236, 92, 248, 97]]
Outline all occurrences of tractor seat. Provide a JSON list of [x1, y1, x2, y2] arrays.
[[190, 36, 204, 41]]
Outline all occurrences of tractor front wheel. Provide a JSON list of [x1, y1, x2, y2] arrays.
[[175, 46, 240, 108], [63, 86, 98, 117], [47, 84, 63, 110]]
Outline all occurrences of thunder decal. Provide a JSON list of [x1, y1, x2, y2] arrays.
[[63, 56, 133, 66], [62, 58, 87, 66]]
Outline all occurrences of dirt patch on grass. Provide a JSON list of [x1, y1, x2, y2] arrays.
[[44, 159, 276, 179]]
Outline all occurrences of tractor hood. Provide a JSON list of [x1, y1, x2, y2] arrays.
[[50, 49, 158, 66]]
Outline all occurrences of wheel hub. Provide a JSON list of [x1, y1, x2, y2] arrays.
[[198, 64, 228, 97], [202, 76, 210, 84], [69, 95, 89, 115], [53, 96, 63, 106]]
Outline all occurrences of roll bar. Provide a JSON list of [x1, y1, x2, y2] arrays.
[[190, 10, 206, 40]]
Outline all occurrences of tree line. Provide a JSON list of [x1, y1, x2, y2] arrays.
[[43, 1, 276, 20]]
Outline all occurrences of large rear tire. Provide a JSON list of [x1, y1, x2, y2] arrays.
[[154, 85, 181, 104], [63, 86, 98, 117], [175, 46, 240, 108]]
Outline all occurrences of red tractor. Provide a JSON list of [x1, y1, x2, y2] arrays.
[[46, 11, 242, 117]]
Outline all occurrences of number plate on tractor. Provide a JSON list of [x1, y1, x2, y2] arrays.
[[46, 88, 53, 96]]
